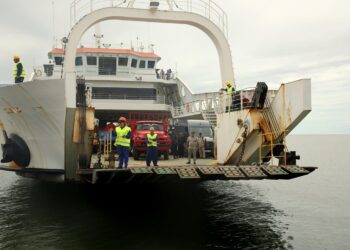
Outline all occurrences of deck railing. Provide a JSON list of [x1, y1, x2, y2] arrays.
[[218, 88, 281, 114], [70, 0, 228, 38], [218, 88, 256, 113], [171, 87, 279, 118], [171, 95, 220, 117]]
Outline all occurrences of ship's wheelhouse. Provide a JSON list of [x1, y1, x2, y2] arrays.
[[48, 47, 161, 78]]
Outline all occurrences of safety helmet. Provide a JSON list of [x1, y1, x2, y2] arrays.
[[13, 55, 20, 60], [226, 81, 231, 86], [118, 117, 127, 122], [150, 127, 155, 131]]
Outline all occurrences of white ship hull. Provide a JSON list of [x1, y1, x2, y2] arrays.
[[0, 80, 66, 181]]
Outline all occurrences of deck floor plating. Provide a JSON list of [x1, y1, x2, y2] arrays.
[[78, 159, 317, 184]]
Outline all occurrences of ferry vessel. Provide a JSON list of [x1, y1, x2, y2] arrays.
[[0, 0, 316, 184]]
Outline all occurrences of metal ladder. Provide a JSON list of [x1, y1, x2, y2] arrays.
[[202, 110, 217, 127], [261, 99, 283, 142]]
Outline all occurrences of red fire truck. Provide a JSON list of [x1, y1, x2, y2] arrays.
[[129, 113, 172, 160]]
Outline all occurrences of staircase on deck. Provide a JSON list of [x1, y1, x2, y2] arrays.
[[261, 98, 283, 142], [202, 110, 217, 127], [171, 93, 220, 127]]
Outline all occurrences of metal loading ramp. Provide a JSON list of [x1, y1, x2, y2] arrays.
[[76, 165, 317, 184]]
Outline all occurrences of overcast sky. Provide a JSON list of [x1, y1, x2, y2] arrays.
[[0, 0, 349, 134]]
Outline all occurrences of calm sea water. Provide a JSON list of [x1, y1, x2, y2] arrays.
[[0, 135, 349, 250]]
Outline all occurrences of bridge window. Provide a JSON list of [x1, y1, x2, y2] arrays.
[[139, 60, 146, 69], [54, 57, 63, 65], [92, 87, 157, 100], [87, 56, 97, 66], [75, 57, 83, 66], [148, 61, 155, 69], [131, 59, 138, 68], [118, 57, 128, 66], [98, 57, 116, 75]]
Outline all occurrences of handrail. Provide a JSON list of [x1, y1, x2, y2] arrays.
[[171, 93, 221, 117], [171, 88, 279, 118], [70, 0, 228, 38]]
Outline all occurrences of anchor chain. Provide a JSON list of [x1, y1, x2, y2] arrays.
[[237, 126, 248, 166]]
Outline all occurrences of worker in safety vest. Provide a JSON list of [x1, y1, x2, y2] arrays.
[[220, 81, 237, 111], [13, 55, 26, 83], [146, 127, 159, 167], [114, 117, 132, 169], [221, 81, 236, 93]]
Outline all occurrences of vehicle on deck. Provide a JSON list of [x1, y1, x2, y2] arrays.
[[132, 121, 172, 160], [173, 120, 214, 157], [188, 120, 214, 157]]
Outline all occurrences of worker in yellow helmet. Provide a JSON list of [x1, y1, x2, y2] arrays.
[[220, 81, 237, 112], [146, 127, 159, 167], [221, 81, 236, 93], [13, 55, 26, 83], [114, 117, 132, 169]]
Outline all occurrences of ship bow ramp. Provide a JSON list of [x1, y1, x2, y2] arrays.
[[217, 79, 311, 165]]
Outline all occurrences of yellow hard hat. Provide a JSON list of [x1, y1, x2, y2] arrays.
[[150, 127, 155, 131], [13, 55, 20, 60], [226, 81, 231, 86]]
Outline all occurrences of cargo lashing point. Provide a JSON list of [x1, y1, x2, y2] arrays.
[[153, 167, 177, 175], [219, 166, 245, 178], [130, 167, 153, 174], [282, 166, 309, 174], [175, 167, 200, 179], [261, 166, 288, 176], [240, 166, 267, 178], [198, 166, 223, 175]]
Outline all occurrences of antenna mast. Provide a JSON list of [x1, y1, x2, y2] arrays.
[[52, 0, 56, 48], [94, 24, 104, 48]]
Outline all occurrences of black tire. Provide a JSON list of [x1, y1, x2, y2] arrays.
[[133, 148, 139, 160], [164, 151, 169, 160], [2, 134, 31, 167]]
